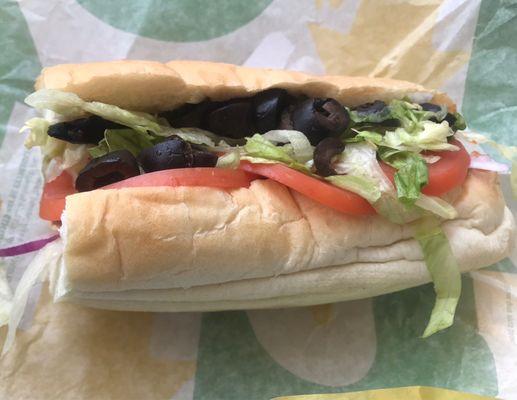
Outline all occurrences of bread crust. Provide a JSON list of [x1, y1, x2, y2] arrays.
[[34, 60, 512, 308], [57, 170, 515, 301], [36, 60, 455, 112]]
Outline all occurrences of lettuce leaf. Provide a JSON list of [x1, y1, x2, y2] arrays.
[[25, 89, 162, 134], [88, 129, 156, 158], [2, 240, 63, 354], [332, 142, 421, 224], [379, 149, 429, 206], [349, 104, 392, 124], [382, 121, 458, 152], [216, 151, 240, 169], [21, 117, 90, 180], [415, 218, 461, 337], [331, 142, 457, 223], [345, 130, 383, 145], [415, 195, 458, 220], [262, 130, 314, 163], [326, 175, 381, 203], [243, 134, 309, 172], [163, 127, 238, 150]]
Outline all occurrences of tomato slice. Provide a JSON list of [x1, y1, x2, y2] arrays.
[[39, 171, 77, 221], [39, 168, 257, 221], [240, 162, 375, 215], [380, 140, 471, 196]]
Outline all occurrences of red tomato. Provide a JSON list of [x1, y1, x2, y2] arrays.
[[39, 171, 76, 221], [239, 162, 375, 215], [39, 168, 257, 221], [380, 140, 471, 196]]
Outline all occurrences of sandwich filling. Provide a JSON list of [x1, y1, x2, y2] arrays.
[[20, 87, 515, 337]]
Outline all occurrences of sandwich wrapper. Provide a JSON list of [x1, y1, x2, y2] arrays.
[[0, 1, 516, 399], [273, 386, 497, 399]]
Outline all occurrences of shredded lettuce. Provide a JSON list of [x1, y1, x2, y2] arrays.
[[415, 218, 462, 337], [2, 240, 63, 354], [332, 142, 457, 223], [326, 175, 381, 203], [415, 195, 458, 220], [216, 151, 240, 169], [379, 149, 429, 206], [382, 121, 458, 152], [349, 104, 392, 124], [162, 127, 237, 150], [243, 134, 309, 172], [22, 117, 51, 149], [332, 142, 421, 223], [346, 101, 458, 155], [22, 117, 90, 180], [89, 129, 156, 158], [389, 100, 447, 133], [25, 89, 162, 134], [345, 130, 383, 145], [262, 130, 314, 163]]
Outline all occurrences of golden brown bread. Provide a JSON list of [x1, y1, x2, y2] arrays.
[[36, 60, 455, 112], [33, 60, 513, 310], [52, 169, 515, 311]]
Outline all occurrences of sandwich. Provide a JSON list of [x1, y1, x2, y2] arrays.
[[3, 60, 515, 350]]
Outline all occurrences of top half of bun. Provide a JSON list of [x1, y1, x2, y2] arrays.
[[35, 60, 456, 113]]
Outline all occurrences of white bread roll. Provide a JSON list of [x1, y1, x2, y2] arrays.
[[34, 60, 514, 310]]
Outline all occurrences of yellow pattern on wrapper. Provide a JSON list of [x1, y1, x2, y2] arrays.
[[0, 287, 195, 400], [273, 386, 496, 400], [309, 0, 470, 89]]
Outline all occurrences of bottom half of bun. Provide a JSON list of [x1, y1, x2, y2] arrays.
[[47, 170, 515, 311]]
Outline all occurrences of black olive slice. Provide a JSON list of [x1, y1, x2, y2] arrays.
[[420, 102, 442, 113], [138, 136, 193, 172], [444, 113, 457, 127], [192, 151, 218, 167], [48, 116, 124, 144], [291, 98, 349, 145], [75, 150, 139, 192], [252, 88, 291, 133], [159, 101, 215, 128], [207, 101, 253, 139], [278, 104, 295, 130], [313, 137, 345, 177]]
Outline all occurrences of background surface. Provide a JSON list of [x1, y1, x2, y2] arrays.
[[0, 1, 516, 399]]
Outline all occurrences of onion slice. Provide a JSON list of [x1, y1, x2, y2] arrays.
[[0, 234, 60, 257], [469, 153, 510, 174]]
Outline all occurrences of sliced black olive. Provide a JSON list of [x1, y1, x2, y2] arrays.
[[48, 116, 124, 144], [444, 113, 457, 128], [207, 101, 253, 139], [354, 100, 387, 114], [278, 104, 295, 130], [313, 137, 345, 177], [159, 101, 216, 128], [420, 102, 442, 113], [252, 89, 291, 133], [138, 136, 192, 172], [138, 136, 218, 172], [420, 103, 461, 129], [291, 98, 349, 145], [192, 151, 218, 167], [75, 150, 139, 192]]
